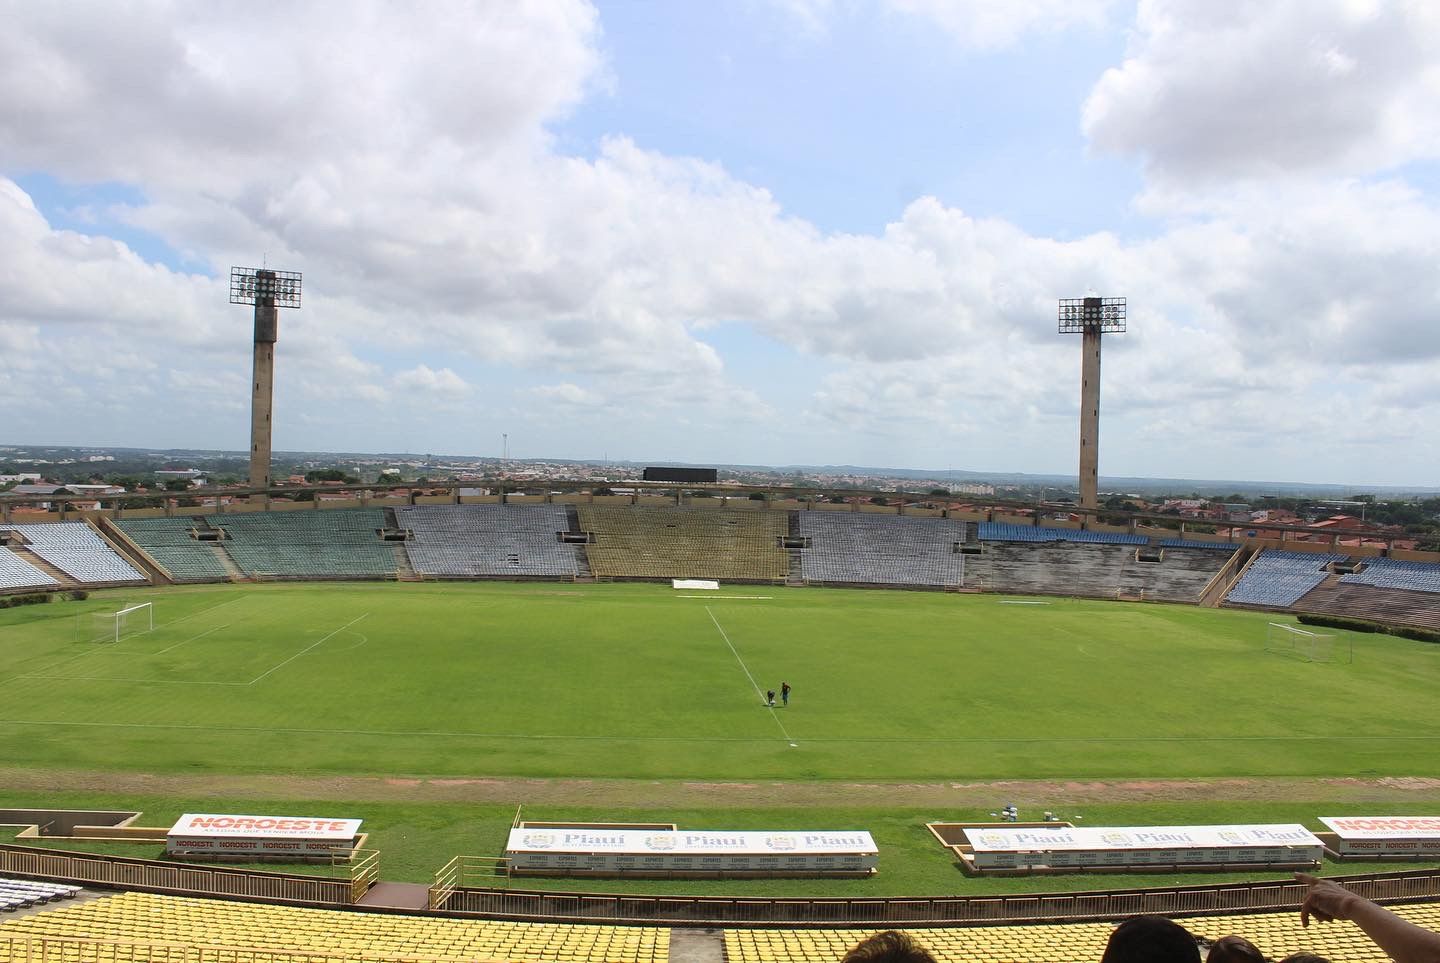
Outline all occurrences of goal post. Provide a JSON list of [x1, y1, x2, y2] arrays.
[[1265, 621, 1351, 664], [82, 602, 154, 644]]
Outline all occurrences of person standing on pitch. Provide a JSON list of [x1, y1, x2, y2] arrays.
[[781, 681, 791, 706]]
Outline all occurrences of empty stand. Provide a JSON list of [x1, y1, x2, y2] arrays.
[[723, 906, 1420, 963], [1119, 546, 1238, 602], [114, 518, 232, 582], [0, 547, 58, 592], [396, 505, 577, 578], [1226, 551, 1347, 608], [1159, 538, 1240, 550], [797, 513, 965, 588], [0, 877, 79, 913], [1185, 903, 1440, 963], [577, 506, 787, 581], [979, 522, 1146, 545], [726, 922, 1115, 963], [961, 542, 1231, 602], [1341, 557, 1440, 594], [0, 523, 144, 585], [0, 890, 667, 963], [1291, 576, 1440, 632], [218, 510, 400, 579]]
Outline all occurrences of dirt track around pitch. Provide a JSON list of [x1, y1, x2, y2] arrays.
[[6, 767, 1440, 808]]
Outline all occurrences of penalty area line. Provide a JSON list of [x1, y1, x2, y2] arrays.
[[159, 593, 250, 628], [247, 613, 370, 685], [152, 623, 231, 656], [705, 606, 798, 748]]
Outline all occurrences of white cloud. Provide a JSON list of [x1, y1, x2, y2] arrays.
[[0, 2, 1437, 483], [1083, 0, 1440, 182], [528, 382, 602, 407], [0, 1, 603, 188], [393, 365, 470, 398]]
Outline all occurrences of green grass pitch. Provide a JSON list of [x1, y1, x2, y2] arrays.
[[0, 581, 1436, 782]]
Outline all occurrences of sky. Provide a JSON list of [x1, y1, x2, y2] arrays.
[[1, 0, 1438, 487]]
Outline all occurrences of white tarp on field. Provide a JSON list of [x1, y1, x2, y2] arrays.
[[1320, 817, 1440, 838], [672, 579, 719, 590], [508, 828, 875, 855], [965, 824, 1322, 870], [968, 824, 1319, 852], [167, 813, 363, 856], [506, 828, 877, 874], [1320, 817, 1440, 856]]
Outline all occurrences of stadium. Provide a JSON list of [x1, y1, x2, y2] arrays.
[[5, 4, 1440, 963], [2, 471, 1440, 961]]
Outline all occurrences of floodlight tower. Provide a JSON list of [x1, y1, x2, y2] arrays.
[[1058, 296, 1126, 511], [230, 267, 303, 491]]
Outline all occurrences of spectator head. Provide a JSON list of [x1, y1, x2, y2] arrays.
[[1207, 935, 1265, 963], [1277, 956, 1330, 963], [841, 931, 937, 963], [1101, 916, 1201, 963]]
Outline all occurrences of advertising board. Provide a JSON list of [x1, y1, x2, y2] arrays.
[[964, 824, 1322, 871], [505, 828, 877, 874], [1319, 817, 1440, 856], [166, 813, 362, 856]]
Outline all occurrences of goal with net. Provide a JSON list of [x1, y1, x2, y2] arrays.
[[1265, 621, 1352, 664], [82, 602, 154, 644]]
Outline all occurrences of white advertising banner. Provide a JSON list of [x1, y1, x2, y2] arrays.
[[965, 824, 1322, 870], [506, 828, 877, 874], [167, 813, 363, 856], [1319, 817, 1440, 856]]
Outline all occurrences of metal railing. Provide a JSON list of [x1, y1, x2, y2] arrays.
[[435, 868, 1440, 927], [0, 843, 355, 906], [429, 856, 510, 910], [8, 840, 1440, 928], [347, 849, 381, 903]]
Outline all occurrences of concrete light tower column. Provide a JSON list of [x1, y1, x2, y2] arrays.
[[1059, 296, 1126, 511], [231, 267, 303, 491]]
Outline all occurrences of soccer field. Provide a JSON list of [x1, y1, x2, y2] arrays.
[[0, 582, 1435, 781]]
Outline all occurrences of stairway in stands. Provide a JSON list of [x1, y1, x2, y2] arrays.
[[8, 546, 77, 588], [193, 518, 246, 582], [385, 509, 422, 581], [567, 507, 596, 582], [785, 511, 805, 586]]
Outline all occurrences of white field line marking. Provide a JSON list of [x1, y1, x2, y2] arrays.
[[19, 676, 249, 687], [15, 622, 235, 683], [4, 647, 102, 681], [247, 613, 370, 685], [678, 595, 773, 599], [706, 605, 795, 746], [158, 593, 249, 628], [20, 593, 250, 677], [335, 632, 369, 652], [0, 717, 1433, 745], [12, 613, 369, 688], [152, 623, 230, 656]]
